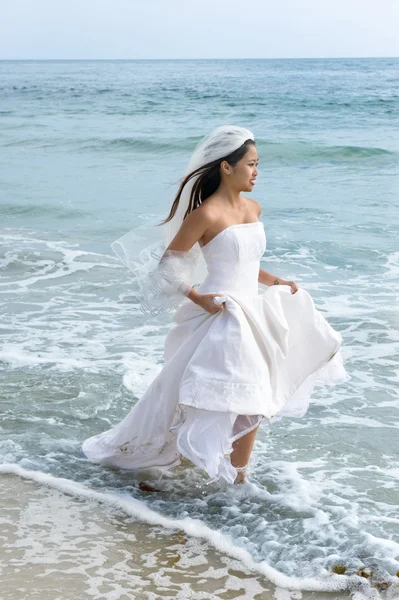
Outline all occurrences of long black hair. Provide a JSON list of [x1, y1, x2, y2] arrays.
[[158, 139, 255, 226]]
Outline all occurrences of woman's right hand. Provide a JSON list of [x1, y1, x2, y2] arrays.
[[195, 292, 226, 314]]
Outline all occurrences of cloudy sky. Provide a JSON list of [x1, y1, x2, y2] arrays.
[[1, 0, 398, 60]]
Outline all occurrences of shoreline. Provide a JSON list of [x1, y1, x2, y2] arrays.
[[0, 470, 356, 600]]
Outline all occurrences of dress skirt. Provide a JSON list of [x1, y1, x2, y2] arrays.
[[81, 285, 349, 484]]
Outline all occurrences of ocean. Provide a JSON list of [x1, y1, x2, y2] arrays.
[[0, 58, 398, 600]]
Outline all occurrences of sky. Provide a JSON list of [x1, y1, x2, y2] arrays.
[[1, 0, 398, 60]]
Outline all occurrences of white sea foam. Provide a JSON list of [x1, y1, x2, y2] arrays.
[[384, 251, 399, 280], [1, 225, 398, 598], [0, 464, 362, 594]]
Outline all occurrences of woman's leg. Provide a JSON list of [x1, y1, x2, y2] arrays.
[[230, 423, 260, 483]]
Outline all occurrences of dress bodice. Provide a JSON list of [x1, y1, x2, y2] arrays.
[[197, 221, 266, 297]]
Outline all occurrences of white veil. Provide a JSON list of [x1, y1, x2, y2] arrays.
[[111, 125, 255, 316]]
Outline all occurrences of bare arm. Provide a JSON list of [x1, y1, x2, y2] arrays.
[[258, 267, 299, 294], [258, 268, 289, 287], [165, 210, 225, 312], [165, 209, 209, 253]]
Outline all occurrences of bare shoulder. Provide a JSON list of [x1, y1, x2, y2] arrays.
[[166, 204, 216, 251], [182, 203, 218, 231], [243, 197, 262, 218]]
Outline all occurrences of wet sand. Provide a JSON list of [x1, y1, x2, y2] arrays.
[[0, 473, 354, 600]]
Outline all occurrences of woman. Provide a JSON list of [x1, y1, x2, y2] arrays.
[[81, 125, 348, 484]]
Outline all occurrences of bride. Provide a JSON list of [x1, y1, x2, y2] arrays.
[[81, 125, 348, 484]]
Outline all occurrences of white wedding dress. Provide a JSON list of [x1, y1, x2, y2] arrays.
[[81, 221, 348, 484]]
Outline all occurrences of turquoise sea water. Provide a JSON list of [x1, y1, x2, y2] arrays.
[[1, 58, 399, 597]]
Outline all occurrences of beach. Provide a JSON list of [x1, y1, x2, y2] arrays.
[[0, 58, 398, 599], [1, 471, 361, 600]]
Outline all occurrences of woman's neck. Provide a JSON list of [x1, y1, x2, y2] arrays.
[[215, 183, 245, 209]]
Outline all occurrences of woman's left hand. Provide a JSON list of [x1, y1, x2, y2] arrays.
[[284, 280, 299, 294]]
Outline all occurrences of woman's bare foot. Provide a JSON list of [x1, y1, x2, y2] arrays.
[[234, 465, 248, 484], [138, 481, 161, 493], [230, 423, 260, 483]]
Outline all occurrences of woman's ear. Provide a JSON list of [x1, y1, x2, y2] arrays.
[[220, 160, 231, 175]]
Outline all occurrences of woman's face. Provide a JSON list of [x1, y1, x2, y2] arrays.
[[223, 144, 259, 192]]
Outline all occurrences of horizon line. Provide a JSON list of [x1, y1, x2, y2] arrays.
[[1, 56, 398, 61]]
